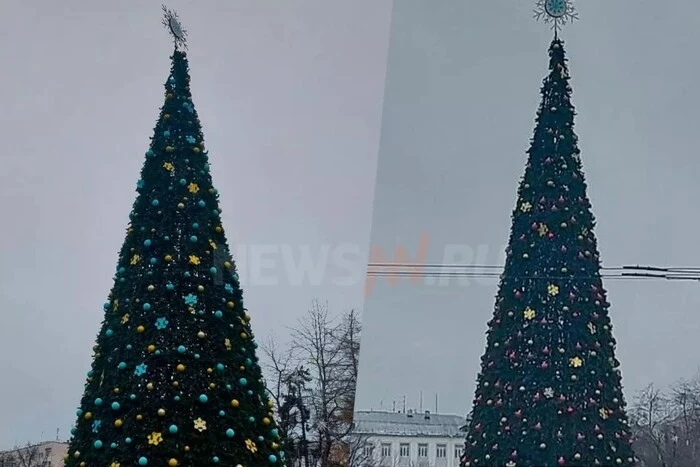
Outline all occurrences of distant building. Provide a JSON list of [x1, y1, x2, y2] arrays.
[[352, 410, 466, 467], [0, 441, 67, 467]]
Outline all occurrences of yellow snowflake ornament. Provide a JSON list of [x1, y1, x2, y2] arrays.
[[147, 432, 163, 445], [538, 223, 549, 236], [163, 162, 174, 172], [588, 322, 597, 334], [121, 314, 130, 324], [569, 356, 583, 368], [110, 463, 120, 467], [188, 255, 201, 265], [187, 182, 199, 194], [547, 283, 559, 296], [130, 254, 141, 265], [245, 439, 258, 453], [523, 307, 536, 320], [193, 418, 207, 432], [520, 201, 532, 212], [225, 338, 232, 350]]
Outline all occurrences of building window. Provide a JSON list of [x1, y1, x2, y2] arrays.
[[381, 443, 391, 457], [418, 444, 428, 458], [399, 443, 410, 457], [454, 445, 463, 458], [436, 444, 446, 458], [363, 443, 373, 457]]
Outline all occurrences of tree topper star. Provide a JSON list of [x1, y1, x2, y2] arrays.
[[162, 5, 188, 50], [534, 0, 578, 34]]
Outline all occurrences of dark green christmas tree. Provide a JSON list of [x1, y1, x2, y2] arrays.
[[65, 10, 285, 467], [460, 38, 636, 467]]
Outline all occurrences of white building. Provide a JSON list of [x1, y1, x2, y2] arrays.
[[0, 441, 67, 467], [353, 410, 466, 467]]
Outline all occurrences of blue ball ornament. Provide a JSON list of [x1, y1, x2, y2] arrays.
[[219, 410, 225, 416], [179, 178, 187, 185], [154, 350, 161, 356], [143, 303, 151, 311], [174, 395, 181, 401], [146, 150, 154, 158], [178, 345, 186, 353], [110, 443, 117, 449], [103, 302, 110, 310], [76, 409, 83, 416], [94, 398, 103, 406], [71, 427, 77, 435], [105, 329, 114, 337], [192, 223, 199, 229], [118, 362, 126, 370], [93, 440, 103, 449], [258, 436, 264, 442], [268, 455, 278, 463], [209, 267, 217, 275], [144, 239, 152, 247], [248, 416, 255, 423], [239, 378, 248, 386], [213, 210, 219, 217], [199, 394, 208, 403], [126, 344, 132, 350], [166, 282, 175, 291], [129, 394, 137, 400], [245, 358, 252, 366], [226, 429, 235, 438], [139, 456, 148, 466], [125, 437, 132, 444], [212, 457, 219, 463], [169, 425, 178, 434], [163, 130, 170, 137], [194, 353, 200, 359], [247, 390, 254, 396], [190, 235, 198, 242], [271, 428, 279, 438], [216, 363, 224, 371], [150, 257, 157, 265], [214, 310, 223, 319], [164, 236, 170, 241], [197, 200, 205, 208], [184, 271, 191, 278], [151, 199, 159, 207]]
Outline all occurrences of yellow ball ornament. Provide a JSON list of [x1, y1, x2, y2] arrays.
[[215, 226, 222, 233], [147, 383, 154, 390], [148, 285, 155, 291], [197, 285, 204, 292], [148, 345, 156, 353], [169, 459, 178, 466], [224, 261, 231, 269], [115, 419, 123, 428], [231, 399, 240, 408], [197, 331, 206, 339], [240, 332, 247, 339], [267, 400, 274, 408], [178, 203, 185, 209], [137, 325, 145, 333], [184, 446, 190, 452], [226, 301, 235, 309], [136, 414, 143, 421], [209, 383, 216, 389], [263, 417, 271, 425], [177, 364, 186, 372], [158, 408, 166, 416], [84, 412, 93, 420], [193, 147, 200, 153], [165, 254, 173, 262], [113, 387, 120, 394], [207, 368, 213, 374]]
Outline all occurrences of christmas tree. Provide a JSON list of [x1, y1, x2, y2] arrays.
[[64, 9, 284, 467], [460, 34, 636, 467]]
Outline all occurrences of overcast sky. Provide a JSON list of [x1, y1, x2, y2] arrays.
[[2, 0, 700, 450], [355, 0, 700, 416], [0, 0, 390, 447]]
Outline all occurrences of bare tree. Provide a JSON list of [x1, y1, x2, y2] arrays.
[[0, 443, 52, 467], [630, 383, 674, 467], [261, 301, 363, 467]]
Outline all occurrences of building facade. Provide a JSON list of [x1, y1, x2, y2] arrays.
[[0, 441, 67, 467], [353, 411, 465, 467]]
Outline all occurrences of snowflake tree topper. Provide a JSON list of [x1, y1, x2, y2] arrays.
[[534, 0, 578, 35], [162, 5, 188, 50]]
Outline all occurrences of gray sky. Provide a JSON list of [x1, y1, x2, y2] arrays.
[[355, 0, 700, 417], [0, 0, 390, 447]]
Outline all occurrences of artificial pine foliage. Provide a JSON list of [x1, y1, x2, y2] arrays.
[[461, 39, 636, 467], [64, 50, 285, 467]]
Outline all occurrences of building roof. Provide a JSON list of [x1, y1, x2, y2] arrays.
[[353, 411, 465, 438]]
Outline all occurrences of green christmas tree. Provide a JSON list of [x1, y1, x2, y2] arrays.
[[64, 11, 285, 467], [460, 38, 636, 467]]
